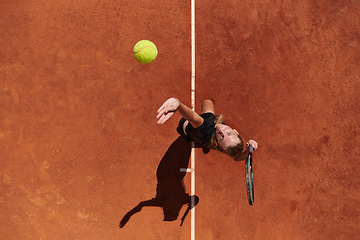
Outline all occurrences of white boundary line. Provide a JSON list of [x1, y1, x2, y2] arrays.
[[190, 0, 196, 239]]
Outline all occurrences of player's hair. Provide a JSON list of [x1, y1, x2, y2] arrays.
[[208, 114, 244, 158], [221, 138, 244, 158]]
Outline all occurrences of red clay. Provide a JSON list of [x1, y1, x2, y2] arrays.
[[1, 0, 360, 239]]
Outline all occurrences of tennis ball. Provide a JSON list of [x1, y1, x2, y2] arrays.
[[133, 40, 158, 64]]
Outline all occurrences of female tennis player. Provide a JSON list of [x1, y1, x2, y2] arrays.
[[156, 97, 258, 161]]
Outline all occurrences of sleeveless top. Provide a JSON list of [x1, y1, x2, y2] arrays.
[[176, 113, 216, 146]]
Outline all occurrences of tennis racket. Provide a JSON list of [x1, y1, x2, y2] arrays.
[[245, 145, 254, 205]]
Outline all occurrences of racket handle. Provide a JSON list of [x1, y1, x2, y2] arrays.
[[248, 145, 254, 153]]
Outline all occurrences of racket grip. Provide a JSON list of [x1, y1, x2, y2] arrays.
[[248, 145, 254, 153]]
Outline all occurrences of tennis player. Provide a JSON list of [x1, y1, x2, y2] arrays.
[[157, 97, 258, 161]]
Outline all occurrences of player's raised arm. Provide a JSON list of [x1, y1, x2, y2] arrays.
[[156, 98, 204, 128], [156, 98, 180, 124]]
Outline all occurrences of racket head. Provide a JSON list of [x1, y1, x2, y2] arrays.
[[245, 152, 254, 205]]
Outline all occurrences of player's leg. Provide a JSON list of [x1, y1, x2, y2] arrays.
[[200, 99, 215, 114]]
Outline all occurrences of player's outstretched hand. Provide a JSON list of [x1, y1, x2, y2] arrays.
[[156, 98, 180, 124], [247, 140, 258, 150]]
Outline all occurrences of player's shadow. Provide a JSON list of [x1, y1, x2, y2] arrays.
[[119, 136, 208, 228]]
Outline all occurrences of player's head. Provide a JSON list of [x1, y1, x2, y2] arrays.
[[215, 124, 240, 147], [215, 124, 244, 157], [209, 115, 244, 158], [219, 139, 244, 158]]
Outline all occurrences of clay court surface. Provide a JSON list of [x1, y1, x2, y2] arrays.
[[1, 0, 360, 239]]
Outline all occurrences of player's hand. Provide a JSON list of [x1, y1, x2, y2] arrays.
[[156, 98, 180, 124], [247, 140, 258, 150]]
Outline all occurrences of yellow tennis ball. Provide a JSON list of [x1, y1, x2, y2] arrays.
[[133, 40, 158, 64]]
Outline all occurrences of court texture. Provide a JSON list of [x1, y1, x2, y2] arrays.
[[1, 0, 360, 239]]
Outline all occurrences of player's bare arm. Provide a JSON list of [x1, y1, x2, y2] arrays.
[[157, 98, 204, 128]]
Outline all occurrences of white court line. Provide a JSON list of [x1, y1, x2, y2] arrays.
[[190, 0, 196, 239], [180, 1, 195, 237], [180, 168, 193, 173]]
